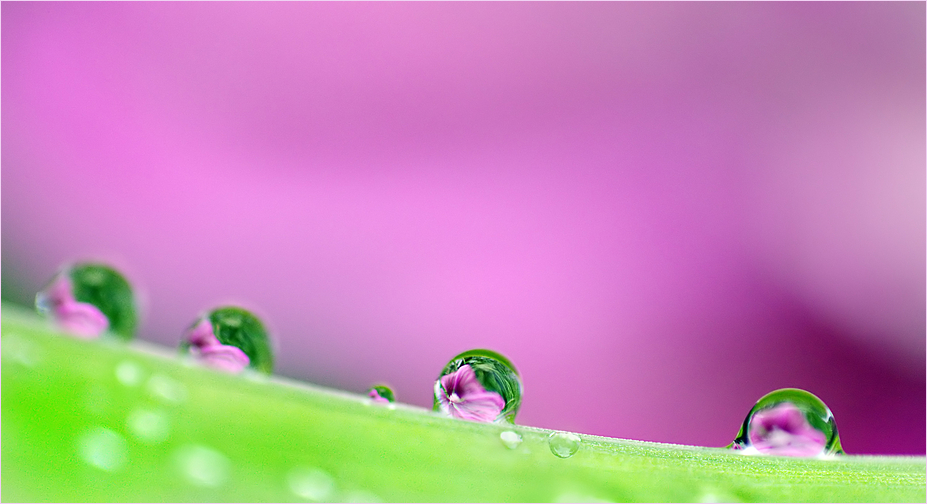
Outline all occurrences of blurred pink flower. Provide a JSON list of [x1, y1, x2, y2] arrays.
[[368, 388, 390, 404], [749, 402, 827, 457], [184, 318, 251, 373], [37, 277, 109, 338], [435, 364, 505, 423]]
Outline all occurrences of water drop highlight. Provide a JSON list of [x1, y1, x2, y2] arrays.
[[180, 306, 274, 373], [548, 432, 581, 458], [115, 360, 145, 387], [729, 388, 842, 457], [433, 349, 522, 423], [147, 373, 187, 405], [78, 427, 128, 472], [127, 408, 170, 444], [36, 262, 138, 339], [175, 445, 230, 487], [500, 430, 523, 450], [287, 467, 337, 501]]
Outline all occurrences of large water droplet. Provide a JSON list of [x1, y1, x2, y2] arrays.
[[115, 360, 145, 387], [729, 388, 842, 457], [78, 427, 128, 471], [180, 306, 274, 374], [147, 373, 187, 405], [500, 430, 523, 450], [175, 445, 230, 487], [367, 385, 395, 404], [127, 408, 170, 444], [548, 432, 581, 458], [36, 262, 138, 339], [287, 467, 337, 501], [433, 349, 523, 423]]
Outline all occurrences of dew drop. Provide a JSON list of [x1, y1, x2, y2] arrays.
[[78, 427, 128, 472], [433, 349, 523, 423], [180, 306, 274, 374], [548, 432, 581, 458], [729, 388, 842, 457], [35, 262, 139, 340], [147, 373, 187, 405], [126, 408, 170, 444], [2, 334, 42, 368], [287, 467, 337, 501], [115, 360, 145, 387], [175, 445, 230, 487], [367, 385, 395, 404], [500, 430, 523, 450]]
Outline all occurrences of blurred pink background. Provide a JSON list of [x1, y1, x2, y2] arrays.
[[2, 3, 924, 454]]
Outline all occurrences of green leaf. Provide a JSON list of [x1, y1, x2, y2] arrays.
[[3, 303, 924, 502]]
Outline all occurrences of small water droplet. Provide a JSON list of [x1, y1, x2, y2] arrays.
[[729, 388, 842, 457], [115, 360, 145, 387], [78, 427, 128, 471], [2, 334, 42, 367], [35, 262, 139, 339], [433, 349, 523, 423], [367, 385, 395, 404], [697, 486, 740, 503], [175, 445, 230, 487], [548, 432, 581, 458], [287, 467, 337, 501], [180, 306, 274, 374], [147, 374, 187, 405], [500, 430, 523, 449], [126, 408, 170, 444]]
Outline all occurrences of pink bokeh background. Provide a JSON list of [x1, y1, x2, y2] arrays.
[[2, 3, 924, 454]]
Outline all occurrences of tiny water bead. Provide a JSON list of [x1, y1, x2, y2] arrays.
[[433, 349, 523, 423], [367, 385, 395, 404], [499, 430, 523, 450], [179, 306, 274, 374], [548, 432, 581, 458], [175, 444, 231, 488], [287, 467, 337, 501], [77, 427, 128, 472], [35, 262, 138, 339], [730, 388, 843, 457]]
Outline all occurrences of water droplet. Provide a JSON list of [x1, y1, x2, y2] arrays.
[[500, 430, 523, 450], [729, 388, 842, 457], [433, 349, 523, 423], [367, 385, 395, 404], [115, 360, 145, 387], [175, 445, 230, 487], [287, 467, 337, 501], [78, 427, 128, 471], [147, 373, 187, 405], [127, 408, 170, 444], [697, 486, 740, 503], [36, 262, 138, 339], [180, 306, 274, 373], [2, 334, 42, 367], [548, 432, 581, 458]]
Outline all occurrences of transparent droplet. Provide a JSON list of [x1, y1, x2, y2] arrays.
[[180, 306, 274, 374], [115, 360, 145, 387], [500, 430, 523, 450], [127, 408, 170, 444], [287, 467, 337, 501], [78, 427, 128, 471], [433, 349, 523, 423], [548, 432, 581, 458], [2, 334, 42, 368], [147, 373, 187, 405], [175, 445, 230, 487], [36, 262, 138, 339], [729, 388, 843, 457], [367, 385, 395, 404]]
